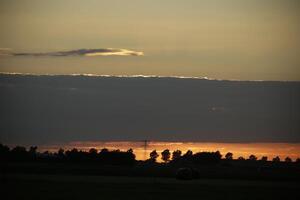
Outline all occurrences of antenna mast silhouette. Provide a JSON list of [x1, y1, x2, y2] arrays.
[[143, 140, 149, 160]]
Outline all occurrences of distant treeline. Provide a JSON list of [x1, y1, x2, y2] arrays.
[[0, 143, 299, 166]]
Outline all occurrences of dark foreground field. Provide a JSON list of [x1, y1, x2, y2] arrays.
[[1, 145, 300, 200], [1, 173, 300, 200]]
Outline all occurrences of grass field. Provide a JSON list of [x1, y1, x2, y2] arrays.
[[1, 173, 299, 200]]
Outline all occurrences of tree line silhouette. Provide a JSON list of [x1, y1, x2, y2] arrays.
[[0, 144, 135, 165], [1, 143, 299, 165]]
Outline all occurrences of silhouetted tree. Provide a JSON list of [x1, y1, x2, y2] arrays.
[[29, 146, 37, 154], [43, 150, 50, 155], [183, 150, 193, 158], [0, 144, 136, 165], [89, 148, 98, 154], [248, 155, 257, 161], [285, 157, 292, 163], [225, 152, 233, 160], [273, 156, 280, 162], [192, 151, 222, 164], [161, 149, 171, 163], [65, 148, 84, 161], [296, 158, 300, 163], [0, 144, 9, 153], [215, 151, 222, 160], [96, 149, 136, 165], [88, 148, 98, 161], [261, 156, 268, 162], [238, 156, 245, 161], [149, 150, 159, 162], [100, 148, 109, 153], [11, 146, 28, 161], [11, 146, 27, 153], [179, 150, 194, 163], [28, 146, 37, 160], [58, 148, 64, 156], [0, 143, 10, 161], [56, 148, 65, 160], [172, 150, 182, 161], [127, 149, 136, 160]]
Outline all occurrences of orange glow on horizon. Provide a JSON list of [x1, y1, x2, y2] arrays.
[[33, 141, 300, 162]]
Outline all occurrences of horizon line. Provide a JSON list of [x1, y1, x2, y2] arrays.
[[1, 72, 299, 83]]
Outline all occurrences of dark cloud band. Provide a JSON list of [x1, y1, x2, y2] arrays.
[[0, 48, 144, 57]]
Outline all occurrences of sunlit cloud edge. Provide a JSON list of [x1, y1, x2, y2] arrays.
[[0, 48, 144, 57]]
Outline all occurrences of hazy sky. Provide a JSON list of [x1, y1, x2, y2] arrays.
[[0, 0, 300, 80]]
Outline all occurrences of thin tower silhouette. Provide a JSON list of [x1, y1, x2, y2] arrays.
[[143, 140, 149, 160]]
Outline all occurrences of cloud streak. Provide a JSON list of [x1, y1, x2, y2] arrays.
[[0, 48, 144, 57], [0, 48, 12, 56]]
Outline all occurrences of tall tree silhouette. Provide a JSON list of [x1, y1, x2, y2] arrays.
[[172, 150, 182, 161], [149, 150, 159, 162], [161, 149, 171, 163], [225, 152, 233, 160]]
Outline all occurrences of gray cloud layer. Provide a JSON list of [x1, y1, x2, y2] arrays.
[[0, 48, 144, 57], [0, 74, 299, 144]]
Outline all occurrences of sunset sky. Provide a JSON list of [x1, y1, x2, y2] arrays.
[[1, 0, 300, 80], [0, 1, 300, 160]]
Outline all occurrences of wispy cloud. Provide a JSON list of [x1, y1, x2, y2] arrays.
[[0, 48, 144, 57]]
